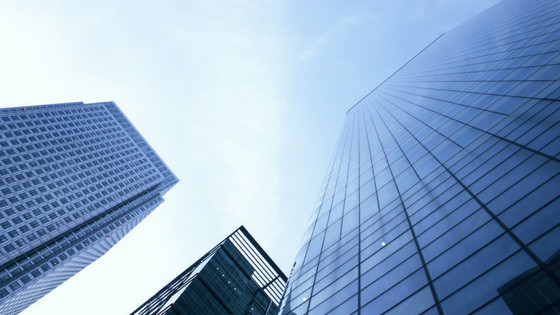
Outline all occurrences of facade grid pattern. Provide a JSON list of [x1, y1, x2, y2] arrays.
[[280, 0, 560, 314], [0, 101, 177, 314], [132, 226, 287, 315]]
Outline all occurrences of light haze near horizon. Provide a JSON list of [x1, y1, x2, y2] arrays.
[[0, 0, 500, 314]]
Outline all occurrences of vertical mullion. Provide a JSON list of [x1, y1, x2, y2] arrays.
[[305, 116, 355, 313]]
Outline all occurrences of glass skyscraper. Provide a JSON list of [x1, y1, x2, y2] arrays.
[[0, 101, 177, 314], [280, 0, 560, 314], [132, 226, 286, 315]]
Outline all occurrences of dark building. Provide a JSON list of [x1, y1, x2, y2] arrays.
[[132, 226, 286, 315], [279, 0, 560, 314], [0, 101, 177, 314]]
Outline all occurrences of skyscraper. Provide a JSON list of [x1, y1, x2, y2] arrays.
[[0, 101, 177, 314], [280, 0, 560, 314], [132, 226, 286, 315]]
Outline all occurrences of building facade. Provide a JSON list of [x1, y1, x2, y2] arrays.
[[132, 226, 286, 315], [0, 101, 177, 314], [280, 0, 560, 314]]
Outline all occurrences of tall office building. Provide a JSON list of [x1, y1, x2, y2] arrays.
[[280, 0, 560, 314], [0, 101, 177, 314], [132, 226, 286, 315]]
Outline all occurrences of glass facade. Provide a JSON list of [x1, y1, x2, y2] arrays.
[[0, 101, 178, 315], [280, 0, 560, 314], [132, 226, 287, 315]]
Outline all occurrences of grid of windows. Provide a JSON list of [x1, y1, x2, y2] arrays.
[[132, 226, 287, 315], [280, 0, 560, 314], [0, 101, 177, 315]]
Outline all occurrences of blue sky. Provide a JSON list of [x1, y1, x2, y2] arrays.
[[0, 0, 500, 314]]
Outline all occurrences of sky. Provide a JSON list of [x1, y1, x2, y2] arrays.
[[0, 0, 500, 314]]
